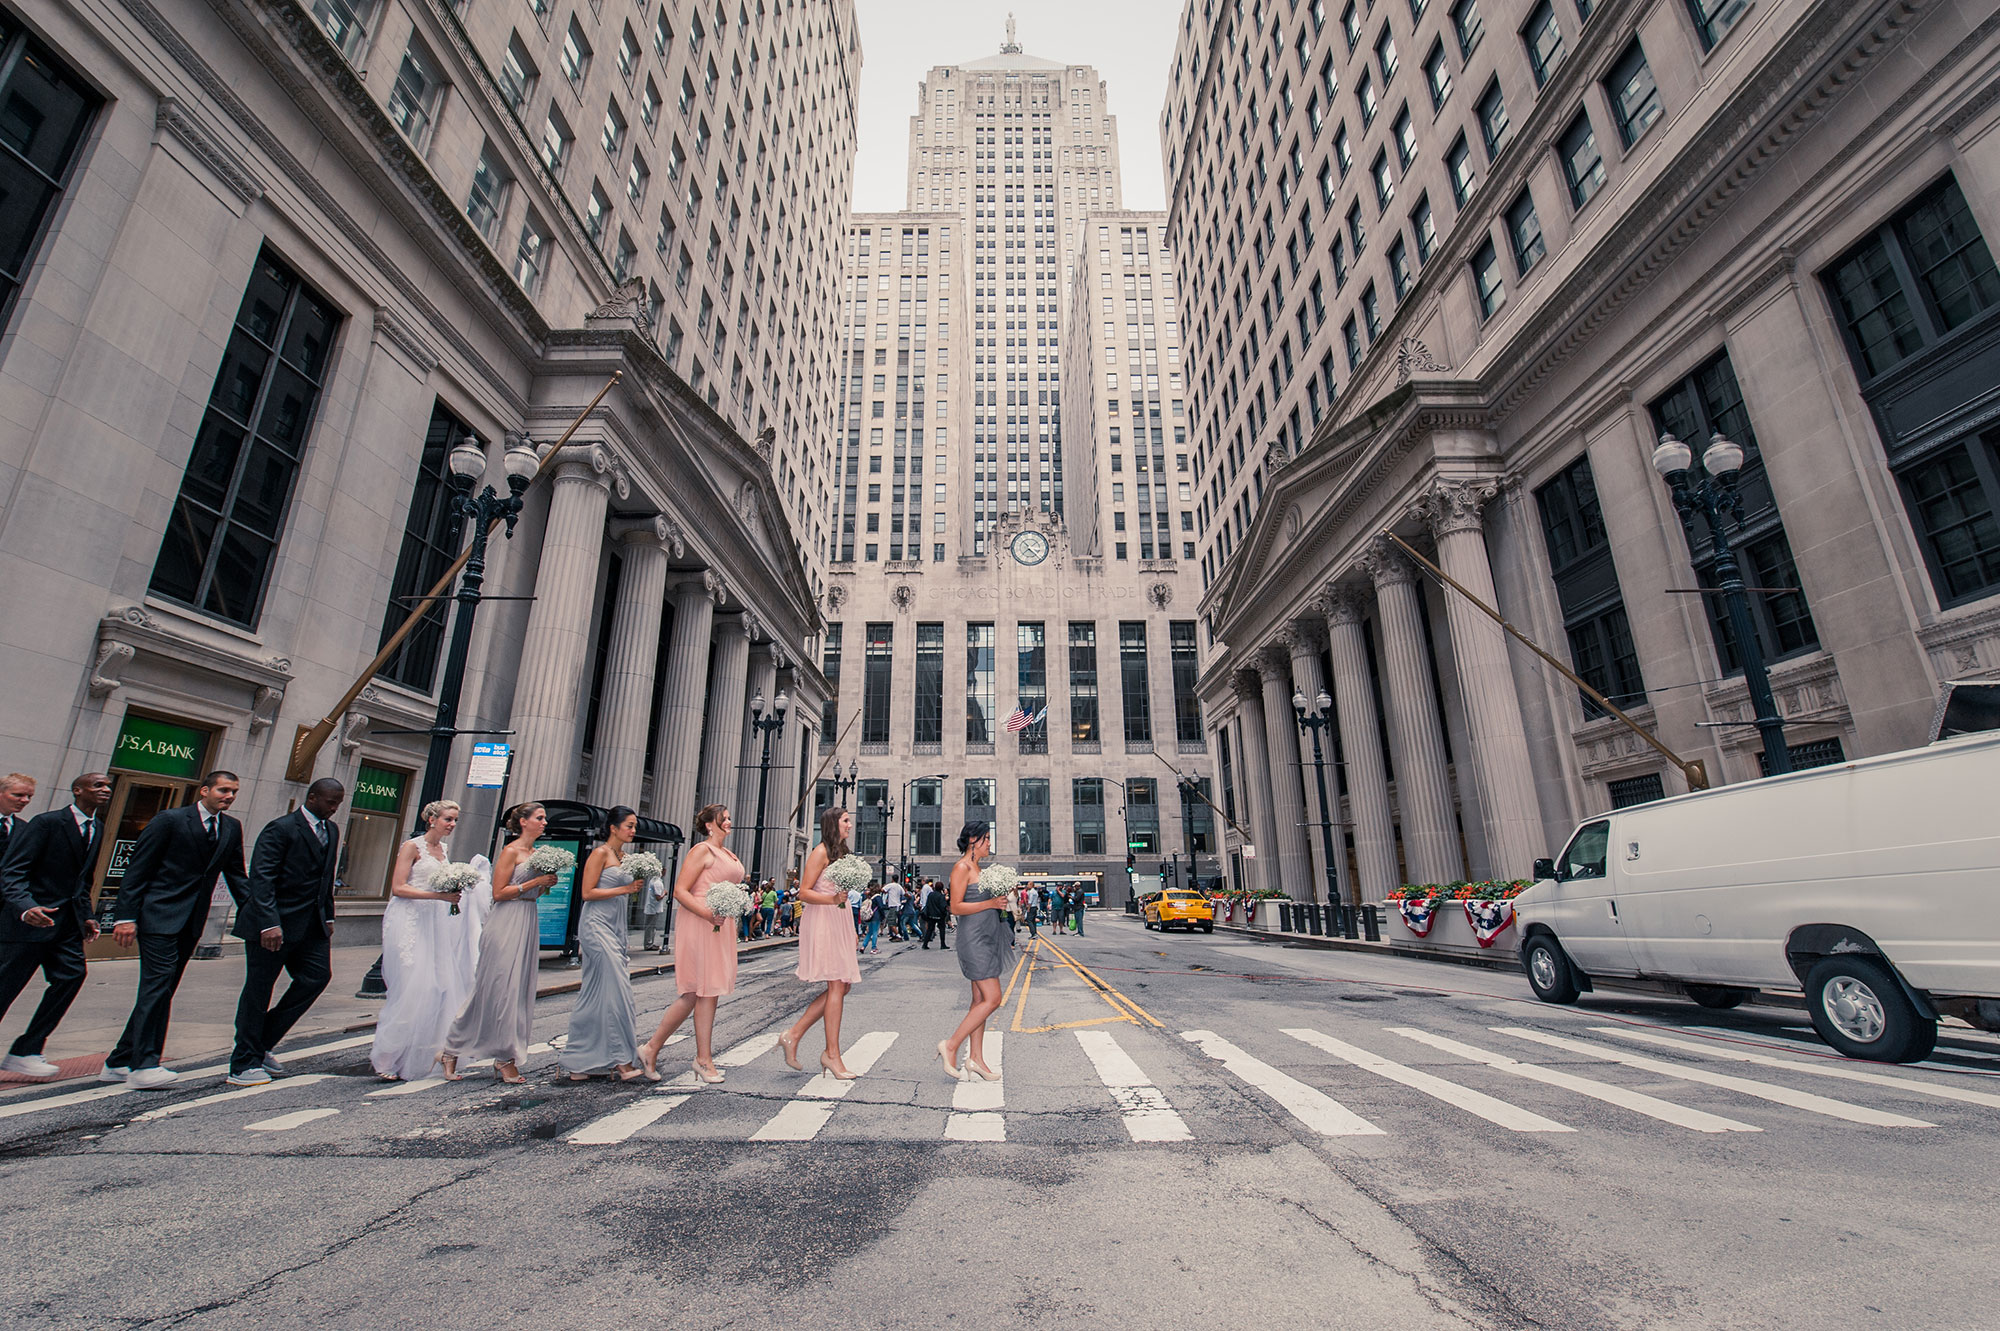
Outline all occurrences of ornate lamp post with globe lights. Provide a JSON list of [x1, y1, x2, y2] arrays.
[[746, 689, 789, 890], [1652, 431, 1791, 776], [1292, 688, 1343, 912]]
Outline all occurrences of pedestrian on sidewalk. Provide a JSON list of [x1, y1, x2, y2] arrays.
[[1050, 887, 1069, 935], [860, 884, 882, 953], [777, 806, 860, 1080], [759, 880, 777, 938], [640, 852, 669, 951], [1024, 888, 1041, 940], [919, 878, 949, 950], [104, 771, 249, 1089], [897, 882, 920, 941], [369, 800, 475, 1082], [0, 771, 109, 1078], [227, 778, 343, 1087], [1070, 886, 1086, 937], [441, 801, 558, 1085], [561, 806, 648, 1083], [636, 804, 743, 1084]]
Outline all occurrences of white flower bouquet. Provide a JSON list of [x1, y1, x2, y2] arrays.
[[527, 844, 575, 876], [976, 863, 1019, 904], [822, 854, 874, 894], [705, 881, 754, 932], [430, 861, 481, 915], [622, 851, 665, 883]]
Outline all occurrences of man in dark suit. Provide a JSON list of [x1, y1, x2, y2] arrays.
[[103, 771, 249, 1089], [0, 774, 35, 863], [0, 771, 111, 1078], [919, 880, 950, 950], [228, 777, 343, 1086]]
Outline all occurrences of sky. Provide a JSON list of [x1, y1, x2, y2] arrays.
[[847, 0, 1184, 213]]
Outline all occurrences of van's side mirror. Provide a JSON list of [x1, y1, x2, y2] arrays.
[[1532, 857, 1558, 883]]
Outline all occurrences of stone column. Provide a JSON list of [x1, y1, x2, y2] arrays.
[[589, 520, 673, 806], [1417, 479, 1543, 879], [735, 637, 779, 876], [1282, 623, 1342, 904], [1258, 647, 1316, 902], [649, 573, 720, 830], [697, 614, 753, 813], [1232, 672, 1280, 897], [508, 456, 613, 802], [1363, 539, 1460, 885], [1323, 585, 1401, 901]]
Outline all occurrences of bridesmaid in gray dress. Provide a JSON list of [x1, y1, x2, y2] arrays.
[[441, 803, 557, 1085], [937, 822, 1008, 1083], [561, 806, 646, 1081]]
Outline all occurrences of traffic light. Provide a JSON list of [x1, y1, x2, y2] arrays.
[[1126, 849, 1136, 872]]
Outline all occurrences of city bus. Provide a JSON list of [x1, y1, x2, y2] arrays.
[[1020, 873, 1102, 907]]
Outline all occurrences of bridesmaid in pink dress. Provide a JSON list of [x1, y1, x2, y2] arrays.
[[778, 807, 863, 1079], [637, 804, 742, 1083]]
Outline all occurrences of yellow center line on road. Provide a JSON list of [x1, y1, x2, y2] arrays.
[[1041, 939, 1165, 1029], [992, 939, 1157, 1034]]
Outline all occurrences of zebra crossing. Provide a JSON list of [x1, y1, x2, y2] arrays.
[[6, 1008, 1994, 1153]]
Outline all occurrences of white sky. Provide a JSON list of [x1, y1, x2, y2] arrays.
[[848, 0, 1184, 213]]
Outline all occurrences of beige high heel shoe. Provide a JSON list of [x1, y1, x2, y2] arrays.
[[693, 1061, 725, 1084], [937, 1039, 965, 1083]]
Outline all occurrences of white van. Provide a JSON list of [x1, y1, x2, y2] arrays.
[[1513, 729, 2000, 1063]]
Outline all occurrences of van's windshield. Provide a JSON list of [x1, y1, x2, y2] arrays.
[[1561, 821, 1610, 880]]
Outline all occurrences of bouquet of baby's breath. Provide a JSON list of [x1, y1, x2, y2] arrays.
[[976, 863, 1020, 902], [527, 844, 575, 876], [823, 854, 873, 893], [705, 881, 754, 932], [623, 851, 665, 883], [430, 861, 481, 915]]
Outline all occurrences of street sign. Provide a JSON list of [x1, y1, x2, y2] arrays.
[[1242, 843, 1257, 859], [467, 741, 510, 788]]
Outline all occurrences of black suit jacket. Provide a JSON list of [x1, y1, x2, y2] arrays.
[[115, 804, 247, 936], [234, 810, 338, 944], [0, 807, 100, 943]]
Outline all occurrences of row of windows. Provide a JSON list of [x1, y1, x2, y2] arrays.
[[819, 775, 1209, 859]]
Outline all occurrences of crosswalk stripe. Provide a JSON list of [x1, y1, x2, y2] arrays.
[[1597, 1026, 2000, 1110], [132, 1075, 333, 1122], [367, 1077, 446, 1097], [1284, 1028, 1573, 1133], [1755, 1024, 2000, 1070], [1075, 1030, 1190, 1142], [1386, 1027, 1760, 1133], [569, 1096, 692, 1145], [1495, 1027, 1934, 1128], [1, 1034, 376, 1123], [1180, 1030, 1384, 1137], [945, 1032, 1004, 1141], [750, 1032, 897, 1141], [245, 1107, 340, 1132]]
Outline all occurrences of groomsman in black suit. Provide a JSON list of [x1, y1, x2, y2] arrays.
[[0, 772, 111, 1078], [229, 778, 343, 1086], [0, 774, 35, 861], [103, 771, 249, 1089]]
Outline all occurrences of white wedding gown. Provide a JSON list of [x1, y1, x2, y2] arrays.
[[370, 845, 486, 1079]]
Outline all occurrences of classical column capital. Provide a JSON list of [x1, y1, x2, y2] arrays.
[[1414, 477, 1500, 539], [1232, 668, 1264, 702], [712, 612, 752, 641], [549, 443, 633, 499], [1255, 643, 1292, 682], [1278, 620, 1325, 657], [610, 514, 681, 553], [1358, 536, 1419, 589], [1319, 583, 1369, 626]]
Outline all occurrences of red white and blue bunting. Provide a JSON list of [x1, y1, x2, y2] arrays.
[[1395, 896, 1440, 938], [1462, 898, 1516, 947]]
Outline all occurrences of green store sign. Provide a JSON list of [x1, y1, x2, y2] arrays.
[[112, 715, 209, 780], [352, 765, 406, 814]]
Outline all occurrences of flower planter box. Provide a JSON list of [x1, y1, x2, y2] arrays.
[[1379, 898, 1522, 963]]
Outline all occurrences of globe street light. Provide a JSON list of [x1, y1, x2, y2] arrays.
[[1652, 431, 1791, 776], [747, 689, 789, 890], [1292, 688, 1342, 913]]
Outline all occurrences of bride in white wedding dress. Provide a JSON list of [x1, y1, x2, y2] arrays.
[[370, 801, 484, 1081]]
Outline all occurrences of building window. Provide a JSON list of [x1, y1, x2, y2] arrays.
[[514, 214, 547, 295], [1069, 622, 1100, 743], [561, 19, 591, 90], [966, 622, 996, 743], [466, 145, 510, 240], [1126, 778, 1159, 853], [1523, 1, 1564, 87], [1559, 113, 1605, 210], [1757, 737, 1846, 777], [1218, 725, 1238, 821], [1072, 778, 1105, 854], [1450, 0, 1484, 57], [1344, 313, 1363, 368], [1684, 0, 1749, 51], [1170, 621, 1203, 743], [1473, 237, 1505, 318], [1389, 237, 1413, 299], [1018, 778, 1050, 854], [539, 110, 572, 172], [820, 624, 842, 735], [855, 780, 887, 857], [0, 16, 99, 331], [1606, 41, 1662, 147], [862, 622, 893, 744], [1424, 41, 1453, 110], [1506, 189, 1546, 274], [375, 401, 475, 691], [914, 622, 944, 744], [498, 34, 538, 111], [1537, 455, 1645, 714], [149, 249, 339, 626], [1412, 193, 1437, 263], [1119, 621, 1152, 744], [1824, 174, 2000, 381], [1446, 134, 1476, 205], [1607, 772, 1664, 808], [911, 777, 942, 856], [1651, 350, 1820, 671], [1894, 435, 2000, 605], [1376, 29, 1399, 82], [385, 39, 444, 150], [1394, 107, 1418, 169], [1372, 152, 1395, 209], [310, 0, 376, 59], [1017, 622, 1049, 751], [1477, 80, 1509, 159], [964, 778, 996, 837]]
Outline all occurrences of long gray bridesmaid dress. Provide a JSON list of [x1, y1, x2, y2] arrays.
[[560, 862, 639, 1074]]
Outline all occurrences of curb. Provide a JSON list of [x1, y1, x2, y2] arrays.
[[1198, 920, 1519, 973]]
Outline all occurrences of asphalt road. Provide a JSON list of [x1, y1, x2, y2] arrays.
[[4, 914, 1996, 1330]]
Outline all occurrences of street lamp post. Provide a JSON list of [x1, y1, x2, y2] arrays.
[[1293, 689, 1342, 908], [829, 758, 858, 809], [874, 792, 897, 887], [359, 433, 536, 997], [746, 689, 789, 889], [1177, 775, 1202, 894], [1652, 432, 1791, 776]]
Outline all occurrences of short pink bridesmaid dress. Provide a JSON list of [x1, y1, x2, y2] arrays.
[[674, 851, 742, 997], [795, 888, 861, 985]]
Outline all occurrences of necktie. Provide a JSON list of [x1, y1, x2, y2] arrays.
[[204, 814, 218, 846], [316, 818, 329, 847]]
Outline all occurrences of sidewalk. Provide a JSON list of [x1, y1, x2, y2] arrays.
[[0, 927, 798, 1094], [1141, 912, 1521, 973]]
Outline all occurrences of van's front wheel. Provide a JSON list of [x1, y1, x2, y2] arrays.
[[1523, 935, 1581, 1005], [1805, 957, 1937, 1063]]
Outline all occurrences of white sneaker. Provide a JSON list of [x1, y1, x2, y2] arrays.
[[127, 1066, 179, 1090], [225, 1067, 272, 1087], [261, 1054, 286, 1076], [1, 1053, 60, 1078], [98, 1064, 131, 1083]]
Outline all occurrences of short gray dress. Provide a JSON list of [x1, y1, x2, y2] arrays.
[[561, 863, 639, 1074], [957, 883, 1012, 982], [445, 860, 541, 1065]]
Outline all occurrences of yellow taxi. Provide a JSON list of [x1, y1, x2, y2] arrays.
[[1142, 889, 1215, 933]]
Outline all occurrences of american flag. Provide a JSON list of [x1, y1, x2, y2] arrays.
[[1004, 704, 1048, 733]]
